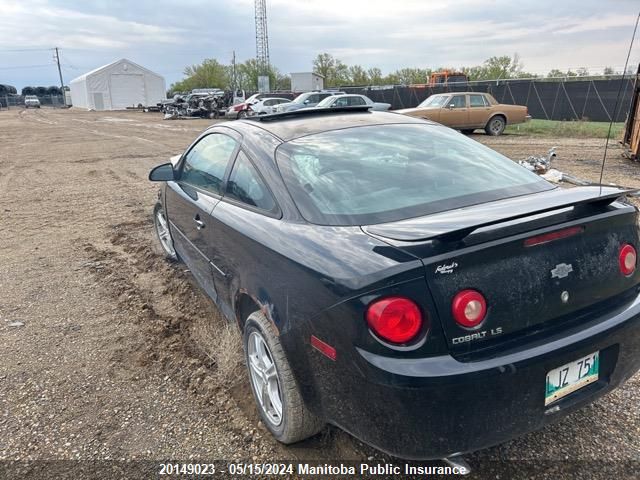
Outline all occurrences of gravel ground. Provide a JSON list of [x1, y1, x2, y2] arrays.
[[0, 108, 638, 479]]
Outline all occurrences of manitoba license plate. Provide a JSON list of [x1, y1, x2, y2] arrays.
[[545, 351, 599, 406]]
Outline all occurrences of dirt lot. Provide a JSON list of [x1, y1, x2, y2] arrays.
[[1, 108, 638, 478]]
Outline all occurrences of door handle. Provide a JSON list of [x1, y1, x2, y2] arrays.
[[193, 215, 205, 230]]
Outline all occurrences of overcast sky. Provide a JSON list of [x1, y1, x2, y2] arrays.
[[0, 0, 639, 90]]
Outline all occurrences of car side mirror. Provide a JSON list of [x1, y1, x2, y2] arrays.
[[303, 99, 310, 104], [149, 163, 175, 182], [448, 103, 455, 109]]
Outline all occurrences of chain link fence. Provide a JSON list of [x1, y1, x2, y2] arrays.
[[0, 94, 66, 109], [342, 77, 637, 122]]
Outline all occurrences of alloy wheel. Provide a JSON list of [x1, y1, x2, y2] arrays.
[[155, 209, 176, 257], [247, 331, 283, 426]]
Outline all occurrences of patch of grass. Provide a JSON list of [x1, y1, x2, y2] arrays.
[[192, 319, 244, 387], [505, 119, 624, 139]]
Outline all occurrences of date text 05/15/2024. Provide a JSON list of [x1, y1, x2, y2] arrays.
[[158, 463, 467, 476]]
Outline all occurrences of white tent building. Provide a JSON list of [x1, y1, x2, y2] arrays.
[[70, 59, 165, 110]]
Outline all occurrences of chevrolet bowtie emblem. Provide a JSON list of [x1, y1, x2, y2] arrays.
[[551, 263, 573, 279]]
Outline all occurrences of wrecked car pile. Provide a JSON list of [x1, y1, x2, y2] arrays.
[[161, 90, 231, 120]]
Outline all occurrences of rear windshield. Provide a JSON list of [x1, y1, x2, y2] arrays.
[[276, 124, 553, 226]]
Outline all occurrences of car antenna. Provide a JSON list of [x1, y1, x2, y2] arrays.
[[598, 9, 640, 195]]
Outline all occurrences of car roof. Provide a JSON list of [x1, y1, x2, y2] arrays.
[[228, 110, 435, 142]]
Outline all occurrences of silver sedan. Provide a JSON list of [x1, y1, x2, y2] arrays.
[[314, 94, 391, 111]]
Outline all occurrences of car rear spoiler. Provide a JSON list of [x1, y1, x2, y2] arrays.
[[363, 186, 637, 242]]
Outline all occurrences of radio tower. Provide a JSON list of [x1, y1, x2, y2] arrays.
[[254, 0, 270, 92]]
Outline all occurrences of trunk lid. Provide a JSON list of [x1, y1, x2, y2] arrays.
[[363, 187, 640, 356]]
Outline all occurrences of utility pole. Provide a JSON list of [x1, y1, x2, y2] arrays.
[[231, 50, 237, 93], [54, 47, 66, 106]]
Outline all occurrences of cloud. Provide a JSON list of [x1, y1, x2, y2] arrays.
[[0, 0, 638, 89], [0, 1, 184, 50]]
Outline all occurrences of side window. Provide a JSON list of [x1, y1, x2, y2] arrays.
[[349, 96, 366, 106], [334, 96, 349, 107], [306, 94, 320, 104], [180, 134, 237, 195], [318, 93, 332, 102], [469, 94, 487, 107], [226, 151, 277, 213], [263, 99, 274, 106], [450, 95, 466, 108]]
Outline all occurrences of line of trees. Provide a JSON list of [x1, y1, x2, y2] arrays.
[[312, 53, 634, 87], [21, 86, 63, 96], [169, 52, 634, 93], [312, 53, 537, 86], [170, 58, 290, 93], [0, 84, 17, 95], [546, 66, 635, 78]]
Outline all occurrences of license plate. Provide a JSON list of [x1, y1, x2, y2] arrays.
[[545, 351, 599, 406]]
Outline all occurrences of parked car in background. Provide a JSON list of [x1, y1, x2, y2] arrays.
[[275, 91, 344, 113], [24, 95, 40, 109], [225, 93, 262, 119], [396, 92, 530, 135], [227, 101, 253, 119], [314, 94, 391, 111], [248, 97, 291, 115], [148, 108, 640, 465], [228, 93, 292, 119]]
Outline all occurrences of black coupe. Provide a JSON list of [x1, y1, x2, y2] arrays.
[[149, 107, 640, 462]]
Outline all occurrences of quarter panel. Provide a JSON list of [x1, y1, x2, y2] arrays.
[[204, 199, 428, 399]]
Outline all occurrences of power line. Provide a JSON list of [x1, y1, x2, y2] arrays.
[[0, 47, 54, 53], [0, 64, 54, 70]]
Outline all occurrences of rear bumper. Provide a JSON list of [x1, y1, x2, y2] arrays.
[[314, 292, 640, 459]]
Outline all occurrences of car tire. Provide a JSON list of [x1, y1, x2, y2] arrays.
[[485, 115, 506, 136], [237, 110, 247, 119], [461, 129, 475, 135], [244, 311, 324, 444], [153, 203, 178, 261]]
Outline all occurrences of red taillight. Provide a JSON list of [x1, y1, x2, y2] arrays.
[[524, 226, 583, 247], [366, 297, 423, 344], [452, 289, 487, 328], [619, 244, 636, 276]]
